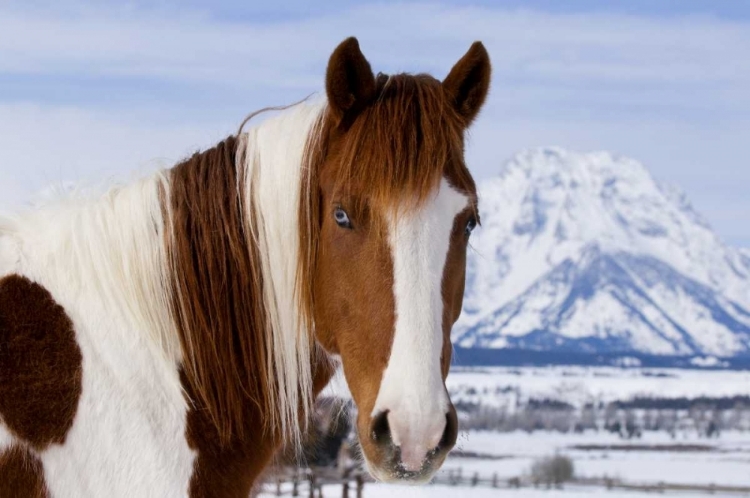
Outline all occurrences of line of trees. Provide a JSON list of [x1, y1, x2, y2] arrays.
[[457, 397, 750, 437]]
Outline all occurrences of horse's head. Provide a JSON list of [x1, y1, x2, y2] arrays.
[[308, 37, 490, 483]]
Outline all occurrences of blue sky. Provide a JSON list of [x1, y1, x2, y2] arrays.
[[1, 1, 749, 246]]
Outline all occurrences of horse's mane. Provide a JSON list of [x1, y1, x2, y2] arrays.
[[166, 101, 327, 448], [0, 215, 16, 234]]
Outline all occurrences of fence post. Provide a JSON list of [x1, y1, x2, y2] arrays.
[[492, 473, 498, 488], [338, 441, 350, 478], [308, 474, 316, 498], [472, 473, 479, 487], [356, 475, 364, 498]]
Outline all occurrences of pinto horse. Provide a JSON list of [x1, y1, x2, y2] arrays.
[[0, 37, 490, 497]]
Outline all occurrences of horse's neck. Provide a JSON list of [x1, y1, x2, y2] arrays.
[[12, 174, 181, 363]]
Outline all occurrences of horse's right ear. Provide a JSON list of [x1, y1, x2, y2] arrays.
[[326, 37, 376, 125]]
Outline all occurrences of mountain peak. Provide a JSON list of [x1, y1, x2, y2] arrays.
[[459, 148, 750, 359], [496, 147, 655, 197]]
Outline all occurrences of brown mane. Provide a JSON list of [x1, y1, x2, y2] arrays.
[[167, 136, 272, 444]]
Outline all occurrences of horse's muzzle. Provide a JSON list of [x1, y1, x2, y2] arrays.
[[364, 404, 458, 483]]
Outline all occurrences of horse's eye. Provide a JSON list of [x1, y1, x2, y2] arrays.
[[465, 216, 477, 236], [334, 207, 352, 229]]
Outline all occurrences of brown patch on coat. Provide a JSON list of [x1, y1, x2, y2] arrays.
[[0, 275, 82, 450], [0, 446, 49, 498]]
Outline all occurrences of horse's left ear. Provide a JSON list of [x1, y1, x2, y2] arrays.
[[443, 41, 491, 126], [326, 37, 377, 125]]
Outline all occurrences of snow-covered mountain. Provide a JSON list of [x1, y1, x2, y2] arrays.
[[456, 148, 750, 358]]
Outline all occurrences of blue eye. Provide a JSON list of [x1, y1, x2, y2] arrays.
[[466, 216, 477, 236], [334, 207, 352, 229]]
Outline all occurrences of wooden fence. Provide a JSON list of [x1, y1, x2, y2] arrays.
[[264, 468, 367, 498], [263, 467, 750, 497], [435, 468, 750, 495]]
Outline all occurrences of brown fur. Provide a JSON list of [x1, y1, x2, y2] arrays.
[[442, 41, 492, 126], [327, 73, 472, 212], [182, 358, 335, 498], [167, 136, 273, 446], [324, 37, 377, 125], [0, 275, 82, 451], [0, 446, 49, 498], [442, 207, 480, 375], [180, 367, 273, 498], [167, 137, 338, 495]]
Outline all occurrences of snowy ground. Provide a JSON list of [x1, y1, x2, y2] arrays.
[[276, 366, 750, 497], [324, 365, 750, 409], [359, 485, 740, 497], [447, 366, 750, 409], [261, 484, 734, 498], [259, 431, 750, 497], [448, 430, 750, 486]]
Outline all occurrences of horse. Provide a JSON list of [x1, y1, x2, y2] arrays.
[[0, 37, 490, 497]]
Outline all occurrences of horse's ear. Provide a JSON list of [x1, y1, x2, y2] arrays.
[[443, 41, 491, 126], [326, 37, 376, 125]]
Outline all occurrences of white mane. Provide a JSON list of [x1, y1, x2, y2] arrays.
[[239, 99, 328, 448]]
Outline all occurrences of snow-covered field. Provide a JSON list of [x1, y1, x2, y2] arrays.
[[304, 365, 750, 497], [334, 486, 737, 497], [326, 365, 750, 407], [261, 432, 750, 498], [448, 430, 750, 486], [266, 484, 747, 498], [260, 430, 750, 497], [447, 366, 750, 408]]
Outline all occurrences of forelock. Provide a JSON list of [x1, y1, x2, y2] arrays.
[[329, 73, 475, 213]]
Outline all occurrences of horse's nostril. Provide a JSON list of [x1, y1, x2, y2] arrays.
[[370, 410, 391, 445], [438, 410, 458, 451]]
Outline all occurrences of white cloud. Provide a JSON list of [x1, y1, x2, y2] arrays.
[[2, 5, 749, 89], [0, 3, 749, 245]]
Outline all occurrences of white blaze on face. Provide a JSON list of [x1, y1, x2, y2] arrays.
[[372, 177, 469, 472]]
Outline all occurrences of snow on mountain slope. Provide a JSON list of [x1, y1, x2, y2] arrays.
[[456, 148, 750, 357]]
